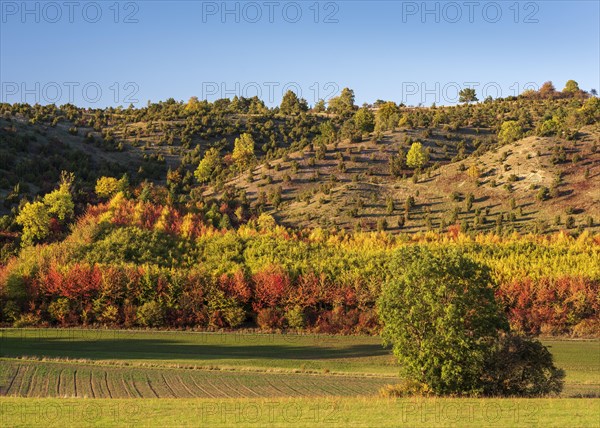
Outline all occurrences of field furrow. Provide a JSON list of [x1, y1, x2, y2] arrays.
[[201, 375, 233, 398], [170, 374, 197, 398], [17, 365, 34, 397], [55, 368, 65, 396], [72, 370, 78, 397], [187, 374, 217, 398], [5, 365, 25, 396], [145, 375, 160, 398], [24, 365, 39, 397], [0, 364, 19, 395], [89, 371, 96, 398]]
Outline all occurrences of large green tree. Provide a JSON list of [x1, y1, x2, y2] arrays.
[[378, 248, 564, 396], [378, 248, 507, 395]]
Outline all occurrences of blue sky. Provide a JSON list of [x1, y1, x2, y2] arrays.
[[1, 1, 598, 107]]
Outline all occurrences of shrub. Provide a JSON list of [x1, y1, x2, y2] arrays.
[[256, 308, 285, 330], [536, 187, 549, 201], [98, 304, 119, 325], [13, 313, 41, 327], [136, 301, 165, 327], [48, 297, 71, 325], [572, 319, 600, 337], [482, 333, 564, 397], [1, 300, 21, 322], [285, 305, 306, 329], [379, 380, 431, 398]]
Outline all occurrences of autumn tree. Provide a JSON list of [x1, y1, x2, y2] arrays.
[[16, 201, 50, 246], [195, 148, 221, 183], [498, 120, 523, 144], [232, 133, 256, 170], [43, 188, 74, 222], [16, 171, 75, 246], [95, 177, 120, 199], [539, 81, 556, 99], [406, 142, 429, 169], [43, 172, 75, 222]]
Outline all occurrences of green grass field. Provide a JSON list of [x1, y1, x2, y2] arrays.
[[0, 329, 598, 426], [1, 397, 599, 427]]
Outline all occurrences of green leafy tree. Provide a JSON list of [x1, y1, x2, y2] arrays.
[[379, 248, 563, 396], [279, 90, 308, 115], [378, 248, 508, 395], [16, 201, 50, 246], [232, 133, 256, 169], [379, 248, 507, 394], [563, 80, 580, 94], [43, 181, 74, 222], [327, 87, 356, 116], [194, 148, 221, 183], [537, 118, 560, 137], [406, 142, 429, 169], [498, 120, 523, 144], [317, 121, 337, 144], [353, 107, 375, 134], [375, 102, 400, 132], [459, 88, 478, 104], [313, 99, 326, 113]]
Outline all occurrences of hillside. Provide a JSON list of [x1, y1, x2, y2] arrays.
[[214, 125, 600, 234], [1, 92, 599, 238]]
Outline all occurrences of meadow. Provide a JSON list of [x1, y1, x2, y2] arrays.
[[0, 329, 598, 426]]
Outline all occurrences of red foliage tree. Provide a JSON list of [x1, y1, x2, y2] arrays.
[[252, 265, 290, 311]]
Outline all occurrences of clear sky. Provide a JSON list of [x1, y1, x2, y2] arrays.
[[1, 1, 598, 107]]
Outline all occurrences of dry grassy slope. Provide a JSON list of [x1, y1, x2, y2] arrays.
[[219, 125, 600, 233]]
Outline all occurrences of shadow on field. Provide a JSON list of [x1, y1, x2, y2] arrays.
[[0, 334, 390, 362]]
